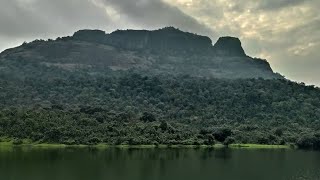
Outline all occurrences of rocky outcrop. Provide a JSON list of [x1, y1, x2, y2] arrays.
[[213, 37, 246, 56], [107, 27, 212, 53], [72, 28, 247, 57], [72, 27, 212, 53], [73, 29, 106, 44]]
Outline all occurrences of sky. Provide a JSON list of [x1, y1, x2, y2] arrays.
[[1, 0, 319, 86]]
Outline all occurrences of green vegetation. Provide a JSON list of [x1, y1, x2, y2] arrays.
[[0, 58, 320, 150], [229, 144, 290, 149], [0, 139, 289, 150]]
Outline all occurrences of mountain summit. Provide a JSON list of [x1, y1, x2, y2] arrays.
[[0, 27, 282, 79]]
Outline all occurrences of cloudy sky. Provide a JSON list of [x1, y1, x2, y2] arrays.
[[1, 0, 319, 86]]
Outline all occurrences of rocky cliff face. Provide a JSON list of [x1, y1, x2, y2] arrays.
[[72, 27, 213, 53], [213, 37, 246, 56], [0, 27, 282, 79]]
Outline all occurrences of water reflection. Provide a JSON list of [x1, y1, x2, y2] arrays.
[[0, 147, 319, 180]]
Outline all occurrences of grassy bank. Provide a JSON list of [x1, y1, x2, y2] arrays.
[[0, 139, 291, 149], [229, 144, 291, 149]]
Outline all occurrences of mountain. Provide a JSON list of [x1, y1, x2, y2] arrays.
[[1, 27, 319, 149], [0, 27, 281, 79]]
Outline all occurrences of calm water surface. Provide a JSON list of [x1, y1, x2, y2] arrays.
[[0, 147, 319, 180]]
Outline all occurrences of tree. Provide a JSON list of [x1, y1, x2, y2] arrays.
[[140, 112, 156, 122], [223, 137, 235, 146], [159, 121, 168, 131], [274, 128, 284, 137], [213, 128, 232, 142], [204, 134, 215, 145], [297, 135, 315, 149]]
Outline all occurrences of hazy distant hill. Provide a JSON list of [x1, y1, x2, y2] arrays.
[[0, 27, 281, 79]]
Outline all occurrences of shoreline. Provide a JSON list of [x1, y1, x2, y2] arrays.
[[0, 141, 291, 149]]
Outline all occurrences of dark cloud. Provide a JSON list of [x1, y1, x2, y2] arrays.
[[0, 0, 111, 38], [0, 0, 216, 48], [0, 0, 46, 37], [102, 0, 216, 38]]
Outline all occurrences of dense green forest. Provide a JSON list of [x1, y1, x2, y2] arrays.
[[0, 60, 320, 149]]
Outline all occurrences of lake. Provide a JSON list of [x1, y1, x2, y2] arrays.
[[0, 147, 319, 180]]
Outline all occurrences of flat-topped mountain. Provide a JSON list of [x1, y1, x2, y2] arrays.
[[0, 27, 282, 79], [2, 27, 320, 149]]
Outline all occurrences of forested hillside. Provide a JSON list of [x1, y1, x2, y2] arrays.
[[0, 59, 319, 149]]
